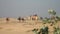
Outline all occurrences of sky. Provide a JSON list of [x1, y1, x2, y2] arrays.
[[0, 0, 60, 18]]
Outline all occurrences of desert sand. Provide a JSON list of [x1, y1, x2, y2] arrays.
[[0, 18, 60, 34]]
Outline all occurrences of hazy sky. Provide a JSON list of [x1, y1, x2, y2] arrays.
[[0, 0, 60, 18]]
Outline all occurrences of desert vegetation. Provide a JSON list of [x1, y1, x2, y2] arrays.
[[0, 9, 60, 34], [31, 9, 60, 34]]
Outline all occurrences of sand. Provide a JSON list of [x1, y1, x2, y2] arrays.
[[0, 18, 60, 34]]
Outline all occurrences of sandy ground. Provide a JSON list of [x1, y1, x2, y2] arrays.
[[0, 18, 60, 34]]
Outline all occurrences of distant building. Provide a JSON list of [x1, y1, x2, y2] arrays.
[[27, 14, 39, 20], [25, 14, 39, 20]]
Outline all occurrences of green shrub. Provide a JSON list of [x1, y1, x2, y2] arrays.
[[54, 27, 60, 34]]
